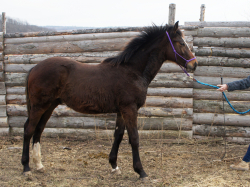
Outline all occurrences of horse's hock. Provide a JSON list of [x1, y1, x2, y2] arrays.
[[1, 21, 250, 144]]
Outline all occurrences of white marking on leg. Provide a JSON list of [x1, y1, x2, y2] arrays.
[[33, 142, 44, 170], [111, 166, 121, 174]]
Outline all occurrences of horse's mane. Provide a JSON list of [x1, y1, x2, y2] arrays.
[[102, 24, 181, 66]]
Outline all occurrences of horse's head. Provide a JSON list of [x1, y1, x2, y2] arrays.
[[165, 21, 198, 72]]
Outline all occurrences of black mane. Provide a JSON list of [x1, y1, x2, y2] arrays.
[[102, 24, 181, 66]]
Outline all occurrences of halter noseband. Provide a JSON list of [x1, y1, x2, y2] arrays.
[[166, 31, 196, 76]]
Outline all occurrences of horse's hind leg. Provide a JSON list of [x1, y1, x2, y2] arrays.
[[109, 113, 125, 174], [21, 109, 47, 175], [32, 100, 60, 172]]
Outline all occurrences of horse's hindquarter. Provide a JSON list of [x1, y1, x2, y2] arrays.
[[60, 63, 147, 114]]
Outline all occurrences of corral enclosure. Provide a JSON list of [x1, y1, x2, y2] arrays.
[[0, 8, 250, 144]]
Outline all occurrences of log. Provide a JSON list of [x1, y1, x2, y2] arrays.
[[168, 4, 176, 25], [194, 89, 250, 101], [7, 104, 193, 117], [4, 32, 139, 44], [0, 128, 9, 135], [193, 100, 250, 114], [4, 27, 144, 38], [0, 105, 6, 117], [5, 72, 194, 87], [0, 117, 8, 127], [4, 52, 119, 64], [150, 73, 194, 88], [4, 61, 183, 73], [193, 76, 250, 90], [193, 113, 250, 126], [185, 27, 250, 37], [185, 21, 250, 27], [193, 124, 250, 137], [194, 37, 250, 48], [196, 56, 250, 68], [147, 87, 193, 97], [194, 66, 250, 78], [11, 127, 193, 139], [194, 48, 250, 58], [4, 38, 132, 54], [9, 116, 192, 130], [145, 96, 192, 108], [6, 86, 193, 98], [0, 95, 6, 105], [0, 82, 6, 94], [0, 52, 3, 61], [6, 95, 193, 108]]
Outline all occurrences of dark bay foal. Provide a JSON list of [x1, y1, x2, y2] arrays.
[[21, 21, 197, 179]]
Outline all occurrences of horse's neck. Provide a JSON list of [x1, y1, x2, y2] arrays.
[[142, 50, 165, 85]]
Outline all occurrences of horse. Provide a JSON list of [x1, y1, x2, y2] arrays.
[[21, 21, 198, 179]]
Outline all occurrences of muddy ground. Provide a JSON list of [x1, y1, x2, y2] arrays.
[[0, 134, 250, 187]]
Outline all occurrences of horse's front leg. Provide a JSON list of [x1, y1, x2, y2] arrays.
[[121, 105, 148, 179], [109, 113, 125, 175]]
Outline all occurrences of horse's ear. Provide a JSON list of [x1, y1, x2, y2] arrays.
[[173, 21, 179, 33]]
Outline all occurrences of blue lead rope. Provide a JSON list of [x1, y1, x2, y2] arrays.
[[194, 78, 250, 115]]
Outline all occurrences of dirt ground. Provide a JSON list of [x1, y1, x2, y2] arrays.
[[1, 135, 250, 187]]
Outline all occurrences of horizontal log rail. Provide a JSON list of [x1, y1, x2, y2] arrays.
[[194, 48, 250, 58], [196, 56, 250, 68]]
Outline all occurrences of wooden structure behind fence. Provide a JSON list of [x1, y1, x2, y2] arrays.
[[184, 21, 250, 144]]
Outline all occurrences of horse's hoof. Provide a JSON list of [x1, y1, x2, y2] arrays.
[[37, 166, 45, 173], [23, 171, 32, 176], [140, 176, 149, 182], [111, 166, 121, 175]]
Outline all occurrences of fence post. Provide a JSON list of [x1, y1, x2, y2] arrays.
[[0, 12, 8, 136], [199, 4, 205, 22], [168, 3, 176, 25]]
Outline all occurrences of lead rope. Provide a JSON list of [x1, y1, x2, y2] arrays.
[[192, 77, 250, 114]]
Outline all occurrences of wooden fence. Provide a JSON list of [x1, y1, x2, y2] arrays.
[[1, 5, 250, 143], [184, 21, 250, 144]]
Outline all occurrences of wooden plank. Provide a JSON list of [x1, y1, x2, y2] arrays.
[[0, 105, 6, 117], [193, 76, 250, 90], [147, 87, 193, 97], [0, 117, 8, 127], [5, 64, 36, 73], [194, 37, 250, 48], [6, 86, 193, 98], [9, 116, 192, 130], [7, 104, 193, 117], [0, 128, 9, 135], [5, 72, 194, 87], [0, 95, 6, 105], [4, 27, 144, 38], [194, 48, 250, 58], [5, 32, 139, 44], [11, 127, 193, 139], [194, 66, 250, 78], [4, 62, 183, 73], [194, 89, 250, 101], [196, 27, 250, 37], [196, 56, 250, 68], [0, 82, 6, 94], [4, 52, 119, 64], [185, 21, 250, 27], [6, 95, 193, 108], [4, 38, 132, 54], [194, 100, 250, 114], [193, 113, 250, 126], [193, 124, 250, 137]]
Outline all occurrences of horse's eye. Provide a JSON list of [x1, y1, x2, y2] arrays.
[[180, 42, 185, 46]]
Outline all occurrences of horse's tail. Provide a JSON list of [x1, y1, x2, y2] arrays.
[[25, 67, 34, 118]]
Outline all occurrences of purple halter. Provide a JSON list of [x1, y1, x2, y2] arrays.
[[166, 31, 196, 76]]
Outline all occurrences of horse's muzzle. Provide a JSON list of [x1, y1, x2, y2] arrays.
[[187, 61, 198, 73]]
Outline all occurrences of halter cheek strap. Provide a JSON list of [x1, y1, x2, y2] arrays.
[[166, 32, 196, 76]]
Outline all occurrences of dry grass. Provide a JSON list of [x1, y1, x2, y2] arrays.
[[0, 135, 250, 187]]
